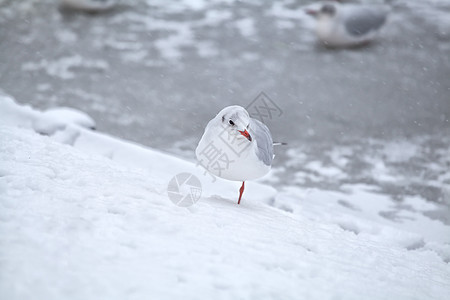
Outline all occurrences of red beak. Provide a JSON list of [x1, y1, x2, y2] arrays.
[[239, 130, 252, 142], [305, 9, 317, 16]]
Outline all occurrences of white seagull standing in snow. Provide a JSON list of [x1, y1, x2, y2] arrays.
[[305, 2, 389, 47], [196, 106, 279, 205]]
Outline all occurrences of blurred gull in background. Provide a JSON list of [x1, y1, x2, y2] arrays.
[[60, 0, 117, 12], [305, 1, 389, 47]]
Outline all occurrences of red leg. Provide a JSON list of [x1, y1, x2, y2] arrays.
[[238, 181, 245, 205]]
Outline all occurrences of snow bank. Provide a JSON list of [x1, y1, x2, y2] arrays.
[[0, 93, 277, 204], [1, 92, 95, 134], [1, 94, 449, 300]]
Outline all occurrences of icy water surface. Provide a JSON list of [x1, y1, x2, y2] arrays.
[[1, 1, 449, 226]]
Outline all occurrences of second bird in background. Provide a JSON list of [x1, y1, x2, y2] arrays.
[[305, 1, 390, 48]]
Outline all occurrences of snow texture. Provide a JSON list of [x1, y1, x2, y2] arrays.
[[0, 96, 449, 300]]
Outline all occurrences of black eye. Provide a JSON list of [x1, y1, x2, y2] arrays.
[[321, 4, 335, 15], [229, 120, 235, 126]]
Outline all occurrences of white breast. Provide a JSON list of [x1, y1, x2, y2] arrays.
[[195, 124, 270, 181], [316, 16, 352, 47]]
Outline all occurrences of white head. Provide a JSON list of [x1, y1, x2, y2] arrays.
[[216, 105, 252, 142]]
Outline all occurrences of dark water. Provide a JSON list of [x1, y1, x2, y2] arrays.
[[1, 0, 449, 211]]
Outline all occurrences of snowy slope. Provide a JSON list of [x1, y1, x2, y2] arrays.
[[0, 93, 276, 204], [1, 96, 449, 300]]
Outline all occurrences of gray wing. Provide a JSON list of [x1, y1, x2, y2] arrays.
[[344, 8, 387, 37], [249, 118, 273, 166]]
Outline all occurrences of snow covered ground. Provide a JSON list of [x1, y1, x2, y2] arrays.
[[1, 0, 449, 298], [1, 95, 449, 299]]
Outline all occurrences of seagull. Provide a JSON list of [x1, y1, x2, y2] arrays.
[[60, 0, 117, 12], [305, 2, 389, 47], [196, 106, 280, 205]]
